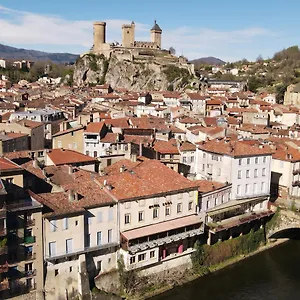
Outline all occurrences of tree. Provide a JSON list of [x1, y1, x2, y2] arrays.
[[169, 47, 176, 55]]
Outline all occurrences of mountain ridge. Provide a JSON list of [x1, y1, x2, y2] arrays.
[[190, 56, 226, 66], [0, 43, 79, 64]]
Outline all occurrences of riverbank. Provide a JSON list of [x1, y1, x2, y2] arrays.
[[143, 238, 289, 300]]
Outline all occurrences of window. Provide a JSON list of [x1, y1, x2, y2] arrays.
[[203, 153, 206, 158], [207, 200, 211, 209], [70, 266, 73, 272], [96, 231, 102, 246], [221, 195, 224, 203], [86, 151, 90, 156], [262, 168, 266, 176], [165, 206, 171, 216], [125, 214, 131, 224], [183, 157, 187, 163], [138, 253, 146, 262], [245, 184, 249, 194], [75, 220, 78, 226], [218, 168, 221, 176], [177, 203, 183, 213], [214, 198, 217, 206], [254, 183, 257, 193], [191, 156, 194, 163], [93, 151, 97, 158], [138, 211, 144, 222], [108, 229, 113, 243], [254, 169, 258, 178], [263, 156, 266, 163], [108, 208, 113, 221], [261, 182, 265, 192], [49, 242, 56, 257], [247, 158, 250, 165], [246, 170, 250, 178], [97, 260, 102, 272], [239, 159, 242, 166], [66, 238, 73, 254], [255, 157, 258, 164], [150, 251, 155, 259], [50, 220, 57, 232], [73, 142, 77, 149], [97, 212, 103, 223], [153, 208, 159, 219], [237, 185, 241, 195], [238, 170, 242, 179], [202, 164, 205, 171], [130, 256, 135, 264], [280, 161, 284, 168], [62, 218, 68, 230], [188, 201, 193, 211], [87, 217, 92, 225], [57, 141, 62, 148]]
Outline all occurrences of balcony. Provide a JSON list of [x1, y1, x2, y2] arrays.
[[26, 219, 35, 227], [25, 269, 36, 277], [0, 262, 8, 273], [23, 236, 36, 244], [293, 169, 300, 175], [24, 252, 36, 261], [292, 181, 300, 187]]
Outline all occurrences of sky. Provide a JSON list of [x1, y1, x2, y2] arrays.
[[0, 1, 300, 62]]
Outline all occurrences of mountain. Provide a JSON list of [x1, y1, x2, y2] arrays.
[[190, 56, 226, 66], [0, 43, 79, 64]]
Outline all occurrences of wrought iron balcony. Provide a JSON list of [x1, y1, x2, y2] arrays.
[[24, 252, 36, 261]]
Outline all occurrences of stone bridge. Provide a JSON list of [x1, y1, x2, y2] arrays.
[[267, 209, 300, 239]]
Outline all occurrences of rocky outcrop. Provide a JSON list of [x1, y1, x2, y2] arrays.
[[73, 52, 197, 91]]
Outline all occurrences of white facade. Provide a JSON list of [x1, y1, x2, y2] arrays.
[[196, 149, 272, 200]]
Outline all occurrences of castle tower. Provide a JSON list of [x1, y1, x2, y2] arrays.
[[122, 21, 135, 48], [93, 21, 106, 50], [150, 20, 162, 49]]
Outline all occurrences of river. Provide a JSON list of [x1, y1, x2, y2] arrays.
[[151, 240, 300, 300]]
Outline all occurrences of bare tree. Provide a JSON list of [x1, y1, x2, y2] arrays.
[[169, 47, 176, 55]]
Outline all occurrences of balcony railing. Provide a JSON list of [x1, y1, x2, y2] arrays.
[[24, 252, 36, 261], [293, 169, 300, 175], [0, 262, 8, 273], [25, 269, 36, 277], [23, 236, 36, 244], [26, 219, 35, 227], [292, 181, 300, 187]]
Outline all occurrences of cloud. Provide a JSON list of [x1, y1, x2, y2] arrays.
[[0, 5, 275, 61]]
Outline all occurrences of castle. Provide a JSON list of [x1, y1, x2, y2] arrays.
[[91, 20, 163, 57]]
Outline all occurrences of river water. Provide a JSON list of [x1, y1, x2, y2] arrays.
[[151, 240, 300, 300]]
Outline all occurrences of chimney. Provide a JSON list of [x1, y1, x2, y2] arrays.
[[33, 159, 39, 168], [68, 190, 78, 202], [120, 165, 126, 173], [68, 165, 73, 175]]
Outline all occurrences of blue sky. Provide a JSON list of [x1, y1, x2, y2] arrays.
[[0, 1, 299, 61]]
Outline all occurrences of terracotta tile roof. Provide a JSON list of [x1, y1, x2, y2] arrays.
[[16, 119, 43, 129], [0, 157, 22, 171], [196, 138, 272, 157], [21, 160, 46, 180], [85, 122, 105, 133], [129, 117, 168, 130], [206, 99, 223, 105], [203, 117, 217, 127], [1, 112, 12, 122], [52, 126, 84, 137], [179, 117, 201, 124], [186, 93, 208, 100], [169, 125, 185, 134], [103, 118, 130, 128], [123, 135, 153, 145], [46, 149, 97, 166], [4, 150, 32, 160], [153, 139, 179, 154], [193, 180, 228, 193], [179, 141, 196, 152], [101, 159, 199, 201], [238, 125, 269, 134], [100, 133, 119, 143]]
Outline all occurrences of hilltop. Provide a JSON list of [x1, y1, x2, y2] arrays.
[[0, 43, 78, 64], [190, 57, 226, 67]]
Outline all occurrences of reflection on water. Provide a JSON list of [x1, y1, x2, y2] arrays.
[[150, 240, 300, 300]]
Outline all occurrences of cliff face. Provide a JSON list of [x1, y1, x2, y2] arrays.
[[73, 52, 195, 91]]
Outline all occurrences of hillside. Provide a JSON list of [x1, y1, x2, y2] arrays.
[[190, 57, 225, 66], [0, 43, 78, 64]]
